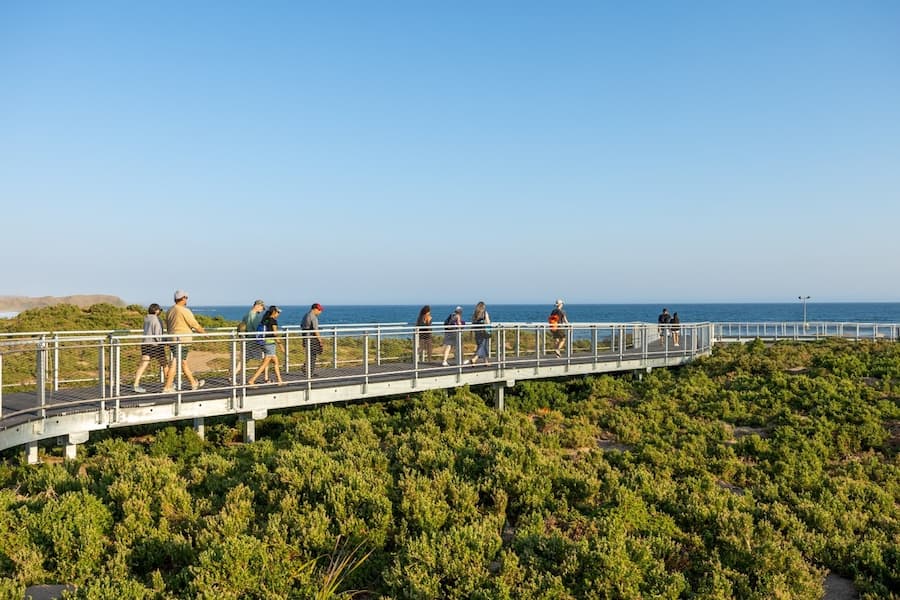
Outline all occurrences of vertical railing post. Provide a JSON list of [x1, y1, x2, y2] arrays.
[[305, 334, 313, 383], [283, 329, 290, 373], [232, 337, 239, 408], [498, 326, 505, 372], [98, 339, 106, 400], [413, 327, 419, 382], [376, 326, 383, 366], [174, 343, 182, 415], [592, 325, 598, 365], [113, 337, 121, 399], [455, 327, 463, 370], [112, 338, 121, 420], [35, 337, 46, 419], [53, 334, 60, 391], [515, 326, 521, 357], [332, 329, 338, 369], [363, 331, 370, 391]]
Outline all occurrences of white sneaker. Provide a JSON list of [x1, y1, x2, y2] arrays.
[[464, 359, 471, 365], [192, 379, 205, 390], [133, 386, 146, 393], [442, 361, 449, 367]]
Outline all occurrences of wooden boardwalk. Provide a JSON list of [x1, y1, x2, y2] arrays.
[[1, 328, 709, 463]]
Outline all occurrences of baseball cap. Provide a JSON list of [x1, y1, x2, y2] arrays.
[[253, 299, 265, 307], [174, 290, 188, 301], [455, 306, 463, 312], [312, 303, 324, 311], [555, 299, 564, 306]]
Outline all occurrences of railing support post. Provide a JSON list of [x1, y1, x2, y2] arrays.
[[53, 334, 60, 392], [112, 338, 121, 418], [376, 326, 382, 366], [283, 330, 290, 373], [413, 329, 419, 384], [38, 337, 47, 419], [362, 332, 369, 393], [332, 329, 338, 369]]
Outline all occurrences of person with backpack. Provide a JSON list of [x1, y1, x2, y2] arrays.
[[464, 301, 491, 366], [657, 307, 671, 344], [440, 306, 465, 366], [549, 299, 569, 358], [248, 306, 284, 385]]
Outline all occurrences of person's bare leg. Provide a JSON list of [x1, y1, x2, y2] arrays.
[[249, 357, 272, 385], [133, 357, 150, 390], [182, 360, 199, 389], [273, 356, 283, 384]]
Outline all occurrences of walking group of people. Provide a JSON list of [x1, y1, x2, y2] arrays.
[[133, 290, 207, 393], [415, 299, 570, 366], [133, 292, 326, 392], [657, 307, 682, 346], [134, 296, 674, 391]]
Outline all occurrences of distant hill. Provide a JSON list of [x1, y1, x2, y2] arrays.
[[0, 294, 127, 312]]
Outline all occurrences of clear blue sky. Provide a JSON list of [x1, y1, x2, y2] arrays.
[[2, 1, 898, 305]]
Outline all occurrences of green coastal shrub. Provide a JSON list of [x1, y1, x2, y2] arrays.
[[0, 339, 897, 597]]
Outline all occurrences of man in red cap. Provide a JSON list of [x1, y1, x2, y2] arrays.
[[301, 303, 324, 375]]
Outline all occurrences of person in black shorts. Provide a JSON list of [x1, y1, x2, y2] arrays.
[[657, 308, 671, 344], [133, 303, 169, 393]]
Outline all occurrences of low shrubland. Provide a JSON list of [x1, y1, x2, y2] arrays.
[[0, 323, 898, 597]]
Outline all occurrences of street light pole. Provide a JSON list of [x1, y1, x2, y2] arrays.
[[798, 295, 810, 329]]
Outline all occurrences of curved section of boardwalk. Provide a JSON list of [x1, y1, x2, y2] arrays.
[[1, 322, 714, 462]]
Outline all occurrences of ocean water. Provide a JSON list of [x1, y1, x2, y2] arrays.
[[190, 303, 900, 327]]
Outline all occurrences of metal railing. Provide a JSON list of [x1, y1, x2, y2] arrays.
[[714, 322, 900, 342], [0, 321, 713, 429]]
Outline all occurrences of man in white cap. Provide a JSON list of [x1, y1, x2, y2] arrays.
[[440, 306, 465, 366], [548, 299, 569, 357], [163, 289, 206, 392]]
